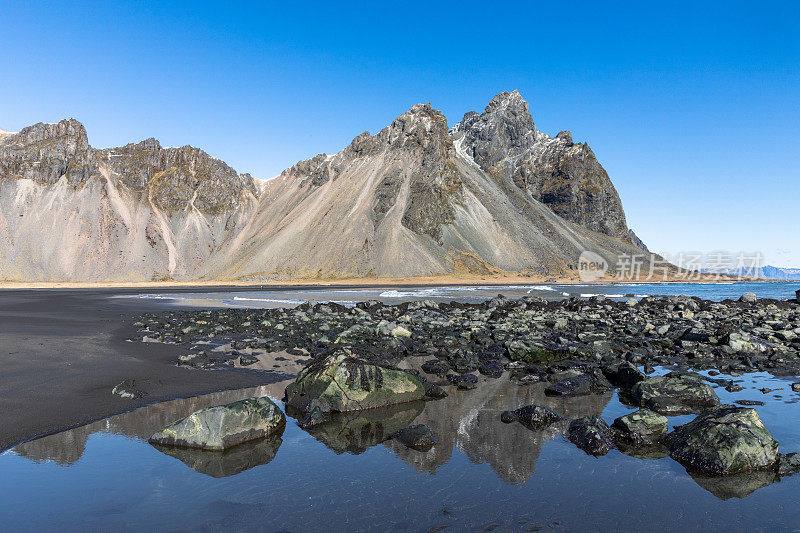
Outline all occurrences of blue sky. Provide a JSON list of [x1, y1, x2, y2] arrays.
[[2, 1, 798, 267]]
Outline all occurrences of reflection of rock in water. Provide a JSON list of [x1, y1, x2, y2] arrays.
[[298, 401, 424, 454], [689, 468, 778, 500], [386, 375, 612, 483], [13, 381, 292, 465], [151, 433, 284, 477]]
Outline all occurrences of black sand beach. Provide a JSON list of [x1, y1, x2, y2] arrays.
[[0, 288, 289, 451]]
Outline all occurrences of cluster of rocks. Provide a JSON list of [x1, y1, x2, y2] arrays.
[[138, 292, 800, 482], [131, 293, 800, 379]]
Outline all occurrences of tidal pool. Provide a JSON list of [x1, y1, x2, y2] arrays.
[[3, 370, 800, 532]]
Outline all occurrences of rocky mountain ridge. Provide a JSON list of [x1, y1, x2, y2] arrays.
[[0, 91, 650, 281], [451, 91, 629, 240], [0, 120, 258, 281]]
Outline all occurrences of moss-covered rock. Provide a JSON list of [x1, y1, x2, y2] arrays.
[[665, 406, 779, 475], [612, 409, 668, 437], [506, 340, 566, 364], [630, 373, 719, 414], [283, 348, 426, 413], [149, 396, 286, 451]]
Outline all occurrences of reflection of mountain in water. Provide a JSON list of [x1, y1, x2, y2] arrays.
[[13, 381, 292, 466], [385, 376, 612, 483], [151, 433, 284, 478]]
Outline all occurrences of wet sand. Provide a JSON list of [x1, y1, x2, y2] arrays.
[[0, 287, 291, 451]]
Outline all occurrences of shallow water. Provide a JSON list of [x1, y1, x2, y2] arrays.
[[118, 281, 799, 309], [4, 369, 800, 532]]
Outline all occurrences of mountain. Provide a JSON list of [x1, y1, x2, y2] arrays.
[[699, 264, 800, 280], [450, 91, 628, 240], [628, 229, 650, 252], [0, 92, 650, 282], [760, 266, 800, 280], [0, 119, 258, 281]]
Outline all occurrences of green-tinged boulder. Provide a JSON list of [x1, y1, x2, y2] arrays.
[[149, 396, 286, 451], [612, 409, 668, 437], [665, 406, 779, 475], [283, 349, 425, 413], [630, 373, 719, 414]]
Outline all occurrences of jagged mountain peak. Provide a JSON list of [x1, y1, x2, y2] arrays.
[[485, 89, 529, 114], [450, 91, 628, 240]]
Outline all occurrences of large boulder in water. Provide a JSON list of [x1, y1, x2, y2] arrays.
[[665, 406, 779, 475], [149, 396, 286, 451], [284, 348, 425, 413], [630, 373, 719, 414]]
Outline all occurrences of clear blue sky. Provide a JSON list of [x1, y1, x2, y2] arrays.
[[2, 1, 798, 267]]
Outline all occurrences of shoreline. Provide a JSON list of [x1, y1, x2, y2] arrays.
[[0, 274, 794, 290], [0, 290, 287, 452], [2, 279, 796, 452]]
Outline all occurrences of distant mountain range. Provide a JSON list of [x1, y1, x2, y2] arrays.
[[701, 265, 800, 280], [0, 91, 652, 282], [753, 266, 800, 280]]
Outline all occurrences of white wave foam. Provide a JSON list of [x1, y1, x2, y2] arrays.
[[232, 296, 306, 305]]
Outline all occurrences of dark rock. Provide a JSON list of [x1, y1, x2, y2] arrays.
[[681, 328, 712, 343], [450, 373, 479, 390], [423, 382, 448, 399], [421, 359, 450, 375], [735, 400, 765, 406], [567, 416, 614, 456], [511, 404, 563, 429], [739, 292, 758, 303], [500, 410, 517, 423], [392, 424, 436, 451], [792, 383, 800, 393], [238, 354, 259, 366], [478, 360, 504, 378], [545, 374, 591, 397], [603, 361, 645, 388], [298, 406, 328, 429]]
